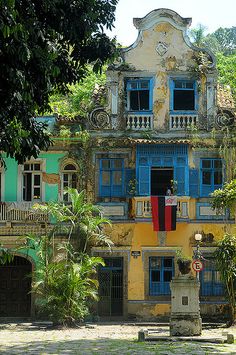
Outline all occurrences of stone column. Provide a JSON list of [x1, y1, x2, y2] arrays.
[[170, 274, 202, 336]]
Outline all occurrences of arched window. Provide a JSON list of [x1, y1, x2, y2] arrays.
[[61, 163, 78, 201]]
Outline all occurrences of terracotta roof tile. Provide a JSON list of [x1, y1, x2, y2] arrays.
[[217, 84, 235, 109], [128, 138, 190, 145]]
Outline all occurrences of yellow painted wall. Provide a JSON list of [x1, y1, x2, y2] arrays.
[[105, 220, 230, 305]]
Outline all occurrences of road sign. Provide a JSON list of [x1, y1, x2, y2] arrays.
[[192, 260, 203, 272]]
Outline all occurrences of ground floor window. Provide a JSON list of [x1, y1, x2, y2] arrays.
[[200, 258, 224, 296], [149, 256, 174, 295]]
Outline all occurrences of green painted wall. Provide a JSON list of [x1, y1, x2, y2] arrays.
[[4, 158, 18, 201], [4, 152, 66, 202], [40, 153, 65, 201]]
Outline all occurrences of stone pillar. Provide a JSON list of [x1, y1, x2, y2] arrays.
[[170, 275, 202, 336]]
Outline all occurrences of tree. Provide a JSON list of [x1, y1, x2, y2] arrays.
[[216, 53, 236, 101], [189, 24, 207, 47], [0, 0, 118, 163], [211, 179, 236, 215], [214, 234, 236, 324], [211, 27, 236, 55], [24, 188, 113, 324], [49, 66, 106, 119]]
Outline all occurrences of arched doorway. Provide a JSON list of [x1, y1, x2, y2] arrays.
[[0, 256, 32, 317]]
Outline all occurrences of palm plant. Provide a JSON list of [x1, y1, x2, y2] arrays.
[[26, 188, 112, 324]]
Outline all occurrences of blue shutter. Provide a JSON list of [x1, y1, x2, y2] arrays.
[[189, 168, 199, 197], [100, 172, 111, 197], [99, 160, 111, 197], [125, 169, 135, 196], [175, 167, 185, 196], [138, 166, 150, 196]]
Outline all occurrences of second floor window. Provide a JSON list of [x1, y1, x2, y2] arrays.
[[99, 158, 124, 197], [62, 163, 78, 202], [200, 159, 223, 196], [126, 79, 152, 112], [23, 163, 42, 201], [170, 79, 196, 111]]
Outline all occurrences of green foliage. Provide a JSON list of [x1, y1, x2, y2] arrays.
[[0, 245, 14, 264], [190, 25, 236, 102], [211, 179, 236, 212], [49, 68, 106, 119], [26, 188, 113, 325], [26, 234, 104, 324], [34, 188, 113, 252], [214, 234, 236, 323], [207, 27, 236, 55], [189, 24, 207, 47], [216, 53, 236, 101], [0, 0, 117, 163]]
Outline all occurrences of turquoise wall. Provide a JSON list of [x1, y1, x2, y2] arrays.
[[4, 152, 66, 202], [4, 158, 18, 201], [40, 153, 65, 201]]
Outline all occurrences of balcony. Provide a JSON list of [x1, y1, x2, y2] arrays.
[[0, 202, 49, 223], [132, 196, 190, 219], [169, 114, 198, 130], [126, 114, 153, 130]]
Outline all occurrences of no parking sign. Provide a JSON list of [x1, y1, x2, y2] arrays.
[[192, 260, 203, 272]]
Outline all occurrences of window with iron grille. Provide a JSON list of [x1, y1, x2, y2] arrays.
[[149, 257, 174, 295], [126, 78, 153, 112], [200, 159, 223, 197], [200, 258, 224, 296]]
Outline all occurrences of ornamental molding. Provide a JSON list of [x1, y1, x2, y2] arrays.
[[88, 107, 110, 129], [215, 112, 235, 129], [156, 41, 169, 56]]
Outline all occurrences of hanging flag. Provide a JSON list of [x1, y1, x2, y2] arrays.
[[151, 196, 177, 231]]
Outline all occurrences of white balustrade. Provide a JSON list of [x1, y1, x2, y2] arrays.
[[133, 197, 189, 219], [170, 114, 198, 130], [0, 202, 49, 222], [126, 114, 153, 130]]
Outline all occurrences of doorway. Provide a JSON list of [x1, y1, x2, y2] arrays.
[[151, 168, 173, 195], [98, 257, 123, 317], [0, 256, 32, 317]]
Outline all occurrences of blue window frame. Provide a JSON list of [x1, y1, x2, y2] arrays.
[[200, 159, 223, 197], [149, 257, 174, 296], [126, 78, 153, 112], [200, 259, 224, 296], [136, 145, 189, 196], [170, 79, 197, 112], [99, 159, 124, 197]]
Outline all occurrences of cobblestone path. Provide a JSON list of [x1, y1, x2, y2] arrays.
[[0, 323, 235, 354]]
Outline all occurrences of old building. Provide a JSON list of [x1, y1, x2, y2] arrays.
[[0, 8, 235, 320], [88, 9, 235, 320]]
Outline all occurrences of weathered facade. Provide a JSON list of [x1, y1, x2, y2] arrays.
[[0, 8, 235, 320], [88, 9, 235, 320]]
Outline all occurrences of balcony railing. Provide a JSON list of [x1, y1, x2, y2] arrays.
[[126, 114, 153, 130], [0, 202, 49, 223], [133, 196, 190, 219], [170, 114, 198, 130]]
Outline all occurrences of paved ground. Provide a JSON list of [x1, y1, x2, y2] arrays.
[[0, 323, 235, 354]]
